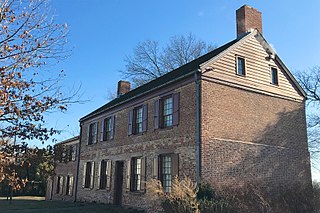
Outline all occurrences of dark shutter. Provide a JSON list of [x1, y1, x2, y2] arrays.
[[140, 157, 146, 192], [172, 154, 179, 178], [142, 104, 148, 133], [93, 122, 98, 144], [100, 119, 105, 142], [110, 115, 115, 140], [86, 125, 90, 145], [172, 93, 180, 126], [154, 100, 160, 129], [128, 109, 133, 135], [106, 160, 112, 191], [126, 160, 131, 190], [152, 156, 159, 179]]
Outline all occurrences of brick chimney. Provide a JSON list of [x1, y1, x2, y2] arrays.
[[236, 5, 262, 37], [117, 80, 131, 97]]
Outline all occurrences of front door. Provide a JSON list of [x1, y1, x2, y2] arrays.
[[113, 161, 124, 205]]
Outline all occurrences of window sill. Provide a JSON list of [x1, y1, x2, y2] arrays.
[[129, 132, 145, 137], [155, 125, 175, 131], [236, 73, 246, 77], [127, 190, 145, 195], [270, 83, 279, 87], [100, 139, 114, 143]]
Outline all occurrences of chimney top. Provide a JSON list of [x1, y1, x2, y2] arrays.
[[236, 5, 262, 37], [117, 80, 131, 97]]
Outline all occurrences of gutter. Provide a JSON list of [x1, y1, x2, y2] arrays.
[[74, 125, 82, 202], [195, 68, 202, 183]]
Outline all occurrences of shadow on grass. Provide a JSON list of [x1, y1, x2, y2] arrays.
[[0, 199, 133, 213]]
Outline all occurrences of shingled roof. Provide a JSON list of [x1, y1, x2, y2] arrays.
[[80, 33, 250, 122]]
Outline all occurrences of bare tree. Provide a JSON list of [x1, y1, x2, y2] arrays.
[[0, 0, 78, 187], [122, 33, 215, 87], [296, 66, 320, 160]]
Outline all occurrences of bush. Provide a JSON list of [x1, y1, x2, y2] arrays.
[[147, 177, 199, 213], [146, 178, 318, 213]]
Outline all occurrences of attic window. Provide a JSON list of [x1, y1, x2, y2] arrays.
[[271, 67, 278, 85], [236, 56, 246, 76]]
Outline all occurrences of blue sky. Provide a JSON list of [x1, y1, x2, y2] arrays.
[[31, 0, 320, 175]]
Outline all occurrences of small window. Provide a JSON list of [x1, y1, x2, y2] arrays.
[[56, 176, 62, 194], [271, 67, 278, 85], [131, 157, 142, 191], [66, 175, 73, 196], [99, 160, 111, 190], [160, 155, 172, 192], [134, 106, 143, 134], [237, 57, 246, 76], [128, 105, 148, 135], [83, 162, 94, 189], [68, 145, 75, 162], [154, 93, 179, 129], [162, 96, 173, 128], [102, 116, 114, 141], [88, 122, 97, 145]]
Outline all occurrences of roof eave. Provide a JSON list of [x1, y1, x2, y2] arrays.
[[79, 70, 196, 122]]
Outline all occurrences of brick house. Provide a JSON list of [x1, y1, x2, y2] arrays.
[[46, 136, 79, 201], [52, 5, 311, 210]]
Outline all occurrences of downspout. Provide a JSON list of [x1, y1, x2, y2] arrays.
[[195, 68, 202, 183], [74, 125, 82, 202]]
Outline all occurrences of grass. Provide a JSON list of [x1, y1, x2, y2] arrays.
[[0, 197, 137, 213]]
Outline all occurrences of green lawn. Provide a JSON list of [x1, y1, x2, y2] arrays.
[[0, 197, 140, 213]]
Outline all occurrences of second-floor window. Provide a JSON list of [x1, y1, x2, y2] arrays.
[[154, 93, 180, 129], [236, 56, 246, 76], [87, 122, 98, 145], [128, 104, 148, 135], [162, 96, 173, 127], [101, 116, 115, 141], [67, 145, 76, 161], [134, 106, 143, 134]]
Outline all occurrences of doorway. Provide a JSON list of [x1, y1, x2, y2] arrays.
[[113, 161, 124, 205]]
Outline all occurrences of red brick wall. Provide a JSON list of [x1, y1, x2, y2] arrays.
[[77, 81, 197, 210], [236, 5, 263, 35], [201, 80, 311, 190]]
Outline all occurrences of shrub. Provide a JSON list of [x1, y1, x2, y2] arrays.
[[147, 177, 199, 213]]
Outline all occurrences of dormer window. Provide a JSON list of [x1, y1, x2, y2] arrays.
[[271, 67, 278, 85], [236, 56, 246, 76]]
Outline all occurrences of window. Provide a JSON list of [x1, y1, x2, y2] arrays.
[[67, 145, 76, 161], [157, 154, 179, 192], [83, 162, 95, 189], [237, 56, 246, 76], [101, 116, 115, 141], [271, 67, 278, 85], [131, 157, 142, 191], [71, 145, 76, 161], [126, 157, 146, 192], [87, 122, 97, 145], [98, 160, 111, 190], [128, 105, 148, 135], [154, 93, 180, 129], [66, 175, 74, 196], [160, 155, 172, 192], [162, 96, 173, 127], [134, 106, 143, 134], [56, 176, 62, 194]]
